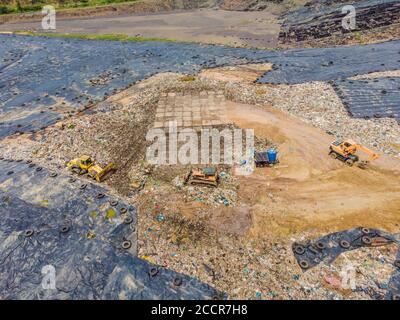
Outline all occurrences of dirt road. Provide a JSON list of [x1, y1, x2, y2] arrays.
[[225, 102, 400, 238], [0, 9, 280, 47]]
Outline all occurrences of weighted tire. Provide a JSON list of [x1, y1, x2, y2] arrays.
[[88, 171, 96, 179], [329, 152, 337, 159], [71, 166, 81, 175], [345, 159, 354, 167]]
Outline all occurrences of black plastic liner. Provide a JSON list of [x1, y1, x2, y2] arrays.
[[257, 40, 400, 84], [1, 35, 400, 137], [332, 77, 400, 122], [0, 34, 274, 138], [0, 159, 223, 299]]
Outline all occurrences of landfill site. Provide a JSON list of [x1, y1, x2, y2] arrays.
[[0, 0, 399, 301]]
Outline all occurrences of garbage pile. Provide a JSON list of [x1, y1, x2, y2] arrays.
[[171, 167, 239, 207]]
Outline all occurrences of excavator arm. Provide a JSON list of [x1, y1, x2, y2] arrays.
[[355, 144, 380, 163], [329, 139, 379, 168]]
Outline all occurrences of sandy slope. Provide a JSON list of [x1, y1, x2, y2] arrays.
[[224, 101, 400, 238]]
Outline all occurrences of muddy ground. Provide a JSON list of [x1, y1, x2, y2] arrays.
[[1, 67, 399, 299]]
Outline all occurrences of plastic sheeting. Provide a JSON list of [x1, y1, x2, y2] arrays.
[[332, 77, 400, 122], [0, 34, 274, 138], [0, 158, 222, 299], [1, 35, 400, 137], [292, 227, 397, 269], [292, 227, 400, 300], [257, 40, 400, 84]]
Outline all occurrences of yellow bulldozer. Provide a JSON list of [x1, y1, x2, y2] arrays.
[[185, 167, 218, 188], [329, 139, 380, 168], [67, 155, 116, 182]]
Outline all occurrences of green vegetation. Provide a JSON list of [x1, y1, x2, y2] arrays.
[[0, 0, 136, 15], [353, 31, 365, 43], [10, 31, 177, 42], [180, 75, 196, 82]]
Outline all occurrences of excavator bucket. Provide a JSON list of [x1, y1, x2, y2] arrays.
[[356, 161, 368, 169]]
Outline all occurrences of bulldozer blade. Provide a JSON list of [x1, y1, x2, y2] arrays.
[[95, 164, 117, 182], [189, 180, 218, 188]]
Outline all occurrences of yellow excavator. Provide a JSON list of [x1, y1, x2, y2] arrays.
[[329, 139, 380, 168], [67, 155, 116, 182]]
